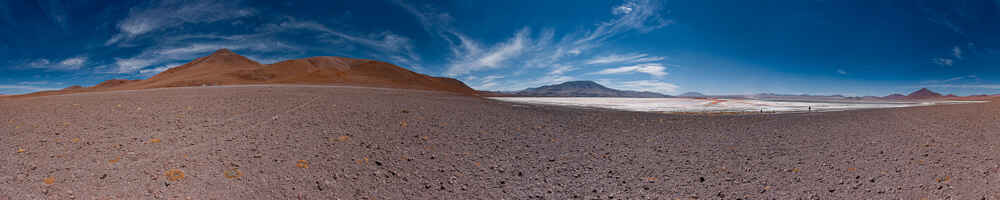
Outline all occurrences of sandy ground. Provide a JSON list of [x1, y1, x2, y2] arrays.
[[1, 85, 999, 199]]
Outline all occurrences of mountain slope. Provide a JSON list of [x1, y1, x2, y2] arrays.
[[516, 81, 668, 97], [16, 49, 475, 97]]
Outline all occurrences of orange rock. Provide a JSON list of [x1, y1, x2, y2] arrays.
[[43, 177, 55, 185], [16, 148, 25, 153], [150, 138, 161, 143], [224, 168, 243, 179], [71, 138, 81, 143], [336, 136, 350, 142], [296, 160, 309, 169], [165, 169, 185, 181], [109, 157, 121, 164]]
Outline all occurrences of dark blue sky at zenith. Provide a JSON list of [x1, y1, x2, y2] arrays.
[[2, 0, 1000, 96]]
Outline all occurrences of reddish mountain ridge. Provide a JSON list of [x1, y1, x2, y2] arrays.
[[15, 49, 475, 97], [904, 88, 943, 99]]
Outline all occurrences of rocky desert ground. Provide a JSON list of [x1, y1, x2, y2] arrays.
[[2, 85, 999, 199]]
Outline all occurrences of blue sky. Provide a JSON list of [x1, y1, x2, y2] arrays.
[[2, 0, 1000, 96]]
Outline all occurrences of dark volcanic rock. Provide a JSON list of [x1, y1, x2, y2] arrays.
[[516, 81, 669, 97]]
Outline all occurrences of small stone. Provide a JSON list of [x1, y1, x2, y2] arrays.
[[296, 160, 309, 169], [149, 138, 161, 143], [165, 169, 185, 181], [43, 177, 55, 185], [224, 168, 243, 179]]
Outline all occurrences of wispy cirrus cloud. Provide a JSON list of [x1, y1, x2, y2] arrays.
[[920, 84, 1000, 90], [591, 63, 668, 77], [139, 63, 183, 76], [24, 56, 88, 71], [107, 41, 297, 74], [921, 75, 979, 84], [105, 0, 255, 46], [0, 85, 60, 94], [272, 18, 424, 71], [397, 0, 671, 77], [932, 57, 954, 66], [584, 53, 665, 65], [953, 45, 963, 59], [597, 79, 678, 94], [38, 0, 68, 30]]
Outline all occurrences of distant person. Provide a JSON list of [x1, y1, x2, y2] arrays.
[[808, 106, 811, 112]]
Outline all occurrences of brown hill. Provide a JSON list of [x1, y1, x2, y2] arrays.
[[905, 88, 943, 99], [13, 49, 475, 98]]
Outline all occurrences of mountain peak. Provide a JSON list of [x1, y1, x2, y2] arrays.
[[210, 48, 237, 56], [517, 80, 667, 97], [906, 88, 942, 99], [555, 81, 606, 89]]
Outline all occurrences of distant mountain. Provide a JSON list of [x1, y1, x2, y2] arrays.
[[516, 81, 669, 97], [678, 92, 706, 97], [884, 93, 905, 99], [905, 88, 942, 99]]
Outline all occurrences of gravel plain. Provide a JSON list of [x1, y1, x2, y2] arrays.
[[1, 85, 999, 199]]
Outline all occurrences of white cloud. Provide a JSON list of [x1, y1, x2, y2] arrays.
[[17, 81, 52, 85], [921, 75, 979, 84], [59, 56, 87, 68], [444, 28, 530, 76], [113, 58, 156, 74], [932, 57, 954, 66], [585, 53, 665, 65], [0, 85, 60, 94], [921, 84, 1000, 90], [29, 59, 50, 66], [274, 19, 423, 70], [106, 0, 255, 46], [836, 69, 847, 75], [468, 74, 507, 90], [24, 56, 87, 71], [548, 65, 576, 75], [953, 45, 962, 59], [577, 0, 672, 45], [139, 63, 183, 75], [480, 75, 505, 83], [613, 5, 634, 15], [396, 0, 671, 77], [592, 63, 668, 77], [606, 80, 679, 94]]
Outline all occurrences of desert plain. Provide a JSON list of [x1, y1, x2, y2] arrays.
[[1, 85, 999, 199]]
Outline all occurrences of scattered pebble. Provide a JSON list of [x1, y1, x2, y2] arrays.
[[296, 160, 310, 169], [165, 169, 185, 181], [224, 168, 243, 179]]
